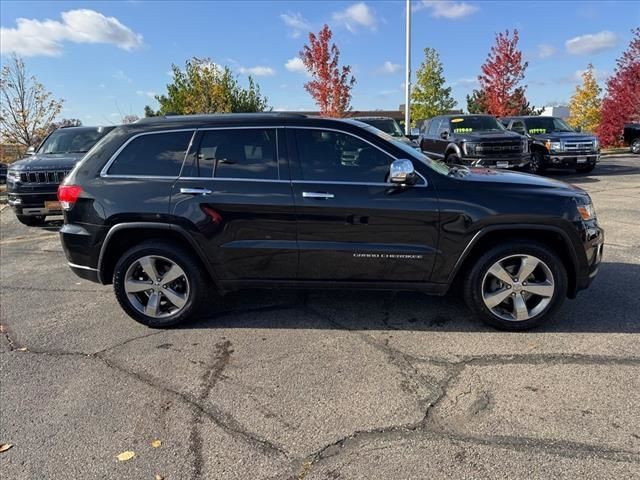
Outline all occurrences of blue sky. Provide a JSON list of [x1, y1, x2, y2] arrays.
[[1, 1, 638, 124]]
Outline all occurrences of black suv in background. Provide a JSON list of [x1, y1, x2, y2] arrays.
[[59, 114, 603, 331], [501, 116, 600, 174], [7, 126, 115, 225], [623, 123, 640, 154], [353, 116, 420, 149], [419, 115, 529, 169]]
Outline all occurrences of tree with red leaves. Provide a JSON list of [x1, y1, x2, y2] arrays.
[[597, 28, 640, 147], [467, 29, 538, 116], [300, 24, 356, 118]]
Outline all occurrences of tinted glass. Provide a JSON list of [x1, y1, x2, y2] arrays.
[[109, 131, 193, 176], [449, 116, 504, 133], [197, 129, 278, 179], [295, 129, 391, 183], [39, 127, 114, 154], [511, 121, 526, 134], [359, 119, 404, 137], [427, 118, 441, 136], [523, 117, 574, 134]]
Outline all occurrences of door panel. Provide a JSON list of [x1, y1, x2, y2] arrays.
[[289, 128, 439, 282], [170, 128, 297, 281]]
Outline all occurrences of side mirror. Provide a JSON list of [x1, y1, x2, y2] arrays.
[[575, 126, 582, 132], [26, 146, 36, 156], [389, 159, 417, 185], [440, 130, 449, 140]]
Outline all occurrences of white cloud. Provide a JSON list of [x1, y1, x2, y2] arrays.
[[332, 2, 377, 33], [413, 1, 478, 19], [280, 12, 311, 38], [452, 77, 479, 87], [565, 31, 617, 55], [238, 66, 275, 76], [285, 57, 309, 75], [113, 70, 131, 82], [136, 90, 156, 98], [378, 61, 401, 74], [0, 9, 143, 57], [572, 68, 609, 82], [537, 44, 557, 59]]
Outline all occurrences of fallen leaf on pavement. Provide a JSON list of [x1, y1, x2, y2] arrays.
[[0, 443, 13, 453], [155, 475, 164, 480], [116, 450, 135, 461], [17, 347, 28, 351], [151, 439, 162, 448]]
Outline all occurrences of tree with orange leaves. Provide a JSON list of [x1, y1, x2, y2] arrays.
[[300, 24, 356, 118]]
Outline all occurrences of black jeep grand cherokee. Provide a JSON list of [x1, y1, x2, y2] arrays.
[[7, 126, 114, 225], [419, 114, 530, 169], [59, 114, 603, 331]]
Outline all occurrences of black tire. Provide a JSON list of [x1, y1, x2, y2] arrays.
[[576, 163, 595, 173], [463, 240, 567, 331], [445, 152, 461, 165], [528, 151, 546, 174], [630, 139, 640, 154], [113, 240, 208, 328], [16, 215, 46, 226]]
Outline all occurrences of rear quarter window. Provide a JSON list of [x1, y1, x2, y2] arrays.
[[108, 130, 194, 176]]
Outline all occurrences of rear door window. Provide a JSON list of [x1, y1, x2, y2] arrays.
[[197, 129, 278, 180], [108, 130, 193, 176]]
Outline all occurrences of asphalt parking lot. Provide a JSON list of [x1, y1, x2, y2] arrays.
[[1, 156, 639, 479]]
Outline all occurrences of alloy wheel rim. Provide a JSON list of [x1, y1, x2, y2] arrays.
[[481, 254, 555, 322], [124, 255, 190, 318], [633, 141, 640, 154]]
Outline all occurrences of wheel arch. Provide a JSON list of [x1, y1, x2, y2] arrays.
[[445, 143, 462, 157], [97, 222, 221, 290], [449, 226, 580, 298]]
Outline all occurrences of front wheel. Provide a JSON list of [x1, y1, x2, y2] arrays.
[[113, 241, 208, 327], [445, 152, 462, 165], [528, 151, 546, 174], [630, 139, 640, 154], [463, 241, 567, 331], [16, 215, 46, 226]]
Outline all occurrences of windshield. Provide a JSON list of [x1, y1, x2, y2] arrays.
[[449, 116, 505, 133], [38, 128, 113, 154], [361, 124, 451, 176], [359, 118, 404, 137], [523, 117, 574, 134]]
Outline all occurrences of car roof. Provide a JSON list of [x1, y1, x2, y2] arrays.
[[351, 116, 396, 121], [55, 126, 116, 132]]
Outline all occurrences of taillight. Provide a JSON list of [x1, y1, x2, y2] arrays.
[[57, 185, 82, 210]]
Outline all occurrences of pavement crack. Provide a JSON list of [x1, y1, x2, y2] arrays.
[[0, 323, 18, 351]]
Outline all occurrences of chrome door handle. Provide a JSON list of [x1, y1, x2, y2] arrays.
[[180, 187, 212, 195], [302, 192, 334, 199]]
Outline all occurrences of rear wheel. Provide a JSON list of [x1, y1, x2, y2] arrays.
[[113, 240, 208, 327], [16, 215, 45, 226], [630, 139, 640, 154], [463, 241, 567, 331], [528, 151, 546, 174]]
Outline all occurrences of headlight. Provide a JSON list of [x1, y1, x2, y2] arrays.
[[464, 142, 478, 155], [7, 170, 21, 181], [593, 138, 599, 150], [545, 140, 562, 151], [577, 202, 596, 221]]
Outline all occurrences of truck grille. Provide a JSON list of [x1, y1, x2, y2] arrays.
[[19, 170, 70, 184], [564, 141, 594, 151], [476, 141, 522, 154]]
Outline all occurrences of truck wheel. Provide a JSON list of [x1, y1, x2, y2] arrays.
[[576, 164, 595, 173], [16, 215, 46, 226], [445, 152, 461, 165], [463, 240, 567, 331], [528, 151, 546, 174], [113, 240, 208, 328], [631, 139, 640, 154]]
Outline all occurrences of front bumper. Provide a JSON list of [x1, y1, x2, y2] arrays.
[[7, 191, 61, 216], [546, 152, 600, 168], [576, 223, 604, 293], [462, 154, 530, 169]]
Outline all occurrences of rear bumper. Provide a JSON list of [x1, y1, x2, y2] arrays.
[[546, 153, 599, 168], [59, 223, 105, 283]]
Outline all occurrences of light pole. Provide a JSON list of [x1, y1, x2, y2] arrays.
[[404, 0, 411, 135]]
